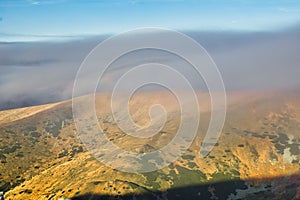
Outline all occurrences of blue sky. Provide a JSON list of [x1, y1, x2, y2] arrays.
[[1, 0, 300, 41]]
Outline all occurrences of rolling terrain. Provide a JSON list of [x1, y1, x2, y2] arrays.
[[0, 91, 299, 200]]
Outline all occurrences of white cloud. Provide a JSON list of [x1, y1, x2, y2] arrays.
[[26, 0, 66, 6], [276, 7, 290, 13]]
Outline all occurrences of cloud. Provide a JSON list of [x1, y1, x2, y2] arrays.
[[0, 32, 89, 42], [0, 26, 300, 110], [0, 37, 101, 109], [26, 0, 67, 5], [276, 7, 290, 13], [0, 0, 66, 7]]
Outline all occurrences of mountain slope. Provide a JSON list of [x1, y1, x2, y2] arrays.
[[0, 91, 299, 199]]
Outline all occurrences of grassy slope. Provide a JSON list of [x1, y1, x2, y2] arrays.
[[0, 91, 299, 199]]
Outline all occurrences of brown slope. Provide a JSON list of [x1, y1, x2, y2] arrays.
[[0, 91, 299, 199]]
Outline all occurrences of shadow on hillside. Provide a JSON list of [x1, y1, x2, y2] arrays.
[[71, 174, 300, 200]]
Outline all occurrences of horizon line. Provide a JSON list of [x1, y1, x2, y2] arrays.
[[1, 23, 300, 43]]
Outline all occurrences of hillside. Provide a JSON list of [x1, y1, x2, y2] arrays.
[[0, 91, 299, 200]]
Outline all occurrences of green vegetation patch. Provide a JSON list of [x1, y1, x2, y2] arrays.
[[230, 169, 240, 177], [1, 145, 21, 154], [187, 161, 197, 168], [5, 130, 16, 134], [70, 146, 84, 157], [170, 166, 206, 187], [289, 143, 300, 155], [275, 143, 285, 154], [143, 171, 161, 190], [45, 120, 62, 137], [24, 126, 37, 132], [57, 149, 68, 158], [182, 155, 195, 160], [210, 172, 235, 182], [30, 131, 41, 138]]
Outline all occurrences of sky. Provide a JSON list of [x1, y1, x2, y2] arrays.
[[1, 0, 300, 41]]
